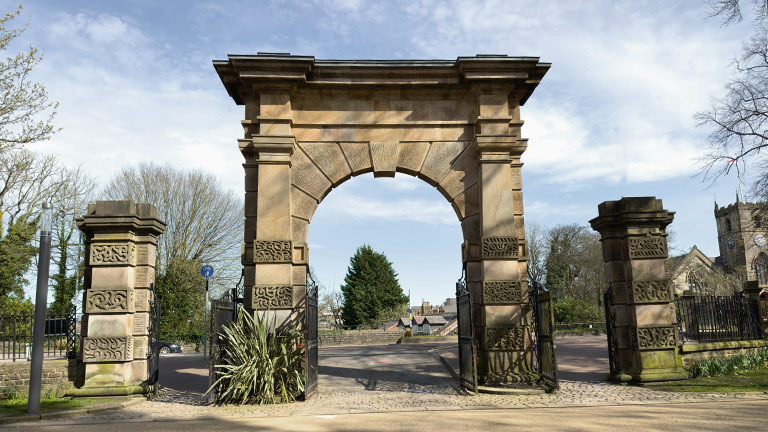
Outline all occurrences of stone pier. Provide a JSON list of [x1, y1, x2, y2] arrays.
[[76, 201, 165, 393], [589, 197, 687, 382]]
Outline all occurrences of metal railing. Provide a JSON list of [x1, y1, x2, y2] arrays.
[[0, 305, 81, 361], [554, 321, 606, 332], [675, 294, 763, 343]]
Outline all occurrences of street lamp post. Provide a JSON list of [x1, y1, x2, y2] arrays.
[[28, 202, 53, 415]]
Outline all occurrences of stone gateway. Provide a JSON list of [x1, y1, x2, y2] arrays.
[[214, 53, 550, 389]]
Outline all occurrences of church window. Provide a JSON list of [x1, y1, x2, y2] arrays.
[[726, 218, 732, 232], [686, 271, 705, 294], [754, 253, 768, 285]]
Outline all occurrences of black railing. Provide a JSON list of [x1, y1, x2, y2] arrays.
[[554, 321, 606, 332], [0, 305, 82, 361], [675, 294, 763, 343]]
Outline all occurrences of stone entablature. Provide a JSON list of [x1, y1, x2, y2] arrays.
[[215, 53, 550, 389], [76, 201, 165, 390]]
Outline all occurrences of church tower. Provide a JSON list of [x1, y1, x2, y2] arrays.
[[714, 198, 768, 281]]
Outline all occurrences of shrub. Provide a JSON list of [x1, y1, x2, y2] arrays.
[[207, 307, 305, 405], [689, 348, 768, 378], [553, 295, 603, 323]]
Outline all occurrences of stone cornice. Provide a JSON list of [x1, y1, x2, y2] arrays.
[[214, 53, 550, 105]]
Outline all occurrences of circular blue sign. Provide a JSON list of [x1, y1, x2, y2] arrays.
[[755, 234, 767, 247], [200, 265, 214, 279]]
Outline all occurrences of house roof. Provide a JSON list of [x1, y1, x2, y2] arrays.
[[669, 245, 716, 279], [424, 315, 447, 325]]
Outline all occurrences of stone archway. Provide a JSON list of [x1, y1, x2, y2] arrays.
[[214, 53, 550, 388]]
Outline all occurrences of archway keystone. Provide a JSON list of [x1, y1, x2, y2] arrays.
[[215, 53, 550, 388]]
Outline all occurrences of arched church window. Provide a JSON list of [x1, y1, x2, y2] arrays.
[[686, 271, 705, 294], [726, 218, 732, 232], [753, 253, 768, 285], [754, 214, 762, 228]]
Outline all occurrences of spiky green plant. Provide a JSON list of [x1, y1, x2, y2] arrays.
[[689, 348, 768, 378], [206, 307, 305, 405]]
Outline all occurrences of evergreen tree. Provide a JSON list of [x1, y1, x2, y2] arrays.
[[0, 216, 37, 313], [340, 245, 407, 328]]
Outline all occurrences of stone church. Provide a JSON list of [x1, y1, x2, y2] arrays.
[[670, 198, 768, 294]]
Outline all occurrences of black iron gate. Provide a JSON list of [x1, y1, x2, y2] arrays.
[[208, 290, 237, 396], [456, 268, 477, 392], [603, 286, 619, 377], [147, 283, 161, 398], [305, 269, 319, 399], [531, 281, 558, 391]]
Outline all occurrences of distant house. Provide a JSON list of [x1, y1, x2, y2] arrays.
[[668, 245, 716, 295]]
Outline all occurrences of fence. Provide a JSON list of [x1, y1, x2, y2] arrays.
[[675, 294, 763, 343], [0, 305, 81, 362], [554, 321, 606, 332]]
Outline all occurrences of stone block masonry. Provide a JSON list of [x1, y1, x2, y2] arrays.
[[0, 360, 75, 398], [318, 330, 405, 347], [75, 201, 165, 393], [215, 53, 551, 390]]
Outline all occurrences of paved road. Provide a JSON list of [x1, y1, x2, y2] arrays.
[[7, 337, 768, 430]]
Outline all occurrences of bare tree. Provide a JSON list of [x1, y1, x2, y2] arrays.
[[102, 162, 243, 290], [49, 166, 97, 313], [0, 148, 67, 230], [698, 1, 768, 196], [525, 221, 548, 286], [0, 5, 58, 153]]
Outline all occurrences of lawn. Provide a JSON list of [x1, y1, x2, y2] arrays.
[[0, 396, 111, 417], [646, 369, 768, 392]]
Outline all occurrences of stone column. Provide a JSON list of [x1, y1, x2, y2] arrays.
[[742, 281, 768, 334], [76, 201, 165, 391], [242, 88, 305, 324], [589, 197, 687, 382], [472, 87, 533, 386]]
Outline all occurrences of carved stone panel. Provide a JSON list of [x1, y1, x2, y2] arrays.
[[484, 326, 525, 351], [253, 240, 292, 263], [133, 336, 148, 359], [85, 288, 135, 313], [133, 313, 148, 335], [632, 280, 672, 304], [82, 337, 134, 362], [135, 289, 150, 312], [483, 281, 524, 304], [90, 243, 136, 266], [628, 233, 667, 259], [136, 244, 157, 267], [481, 236, 518, 259], [636, 326, 676, 350], [252, 285, 293, 308]]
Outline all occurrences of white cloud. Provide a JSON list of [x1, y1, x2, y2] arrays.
[[318, 190, 457, 225]]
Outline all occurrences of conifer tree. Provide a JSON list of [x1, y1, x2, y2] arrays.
[[340, 245, 407, 328]]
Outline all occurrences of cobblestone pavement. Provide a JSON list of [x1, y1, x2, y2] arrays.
[[20, 340, 768, 426]]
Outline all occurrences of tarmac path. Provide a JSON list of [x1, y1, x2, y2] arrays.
[[5, 337, 768, 430]]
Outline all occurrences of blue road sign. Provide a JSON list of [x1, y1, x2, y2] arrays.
[[200, 265, 214, 279]]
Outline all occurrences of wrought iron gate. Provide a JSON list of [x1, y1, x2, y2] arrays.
[[531, 281, 558, 391], [305, 269, 319, 399], [207, 284, 240, 401], [456, 269, 477, 392], [603, 286, 619, 377], [147, 283, 161, 398]]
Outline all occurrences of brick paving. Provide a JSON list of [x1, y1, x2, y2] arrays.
[[23, 339, 768, 426]]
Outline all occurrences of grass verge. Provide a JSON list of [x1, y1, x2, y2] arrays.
[[0, 396, 112, 417], [646, 369, 768, 392]]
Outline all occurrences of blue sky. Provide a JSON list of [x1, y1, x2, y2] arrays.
[[9, 0, 755, 305]]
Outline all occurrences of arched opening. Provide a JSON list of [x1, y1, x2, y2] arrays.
[[725, 218, 733, 232], [686, 270, 706, 294], [753, 252, 768, 285], [307, 173, 464, 393]]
